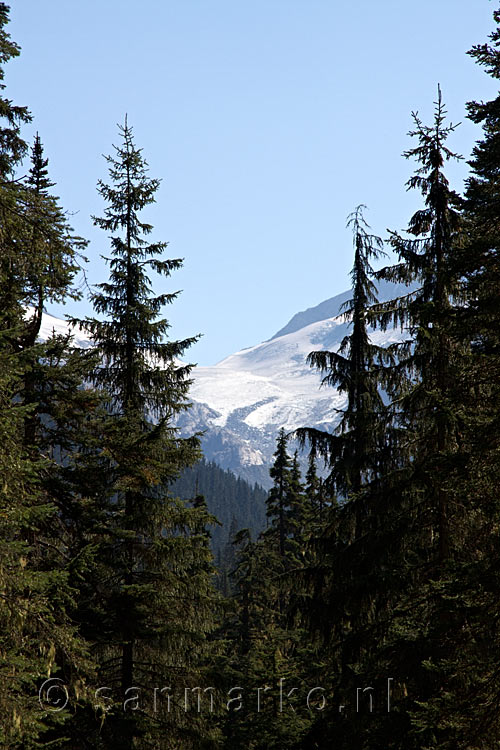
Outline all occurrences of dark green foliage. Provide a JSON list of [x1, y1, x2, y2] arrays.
[[304, 452, 327, 529], [218, 431, 314, 750], [75, 120, 221, 749], [1, 134, 85, 350], [169, 457, 267, 564], [297, 205, 389, 499], [422, 10, 500, 746], [0, 10, 98, 744], [0, 337, 96, 749], [5, 3, 500, 748], [266, 428, 295, 558], [372, 88, 466, 564], [83, 120, 198, 418], [294, 97, 475, 750], [0, 2, 30, 177]]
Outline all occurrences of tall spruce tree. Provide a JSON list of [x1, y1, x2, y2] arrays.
[[297, 205, 388, 503], [78, 120, 220, 749], [221, 435, 313, 750], [0, 336, 94, 749], [0, 1, 30, 332], [334, 95, 466, 750], [355, 89, 469, 750], [22, 134, 84, 338], [266, 428, 294, 559], [373, 88, 465, 564], [424, 9, 500, 746], [0, 8, 98, 747], [0, 3, 29, 177], [291, 208, 393, 750], [296, 98, 470, 749]]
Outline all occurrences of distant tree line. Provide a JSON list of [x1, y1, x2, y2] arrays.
[[170, 457, 267, 571]]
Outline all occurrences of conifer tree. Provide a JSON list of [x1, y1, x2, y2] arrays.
[[78, 119, 220, 749], [0, 1, 30, 331], [18, 134, 88, 465], [354, 89, 468, 750], [266, 428, 293, 559], [297, 205, 389, 503], [296, 101, 469, 749], [344, 95, 466, 750], [219, 432, 314, 749], [373, 88, 465, 564], [0, 3, 29, 177], [22, 134, 84, 337], [0, 337, 96, 748], [414, 10, 500, 746], [0, 8, 97, 747], [294, 208, 389, 683], [222, 529, 275, 749], [288, 450, 308, 549]]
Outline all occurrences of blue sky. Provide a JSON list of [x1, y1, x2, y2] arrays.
[[7, 1, 499, 365]]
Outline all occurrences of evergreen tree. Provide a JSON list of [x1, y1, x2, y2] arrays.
[[221, 529, 273, 749], [17, 134, 88, 472], [415, 10, 500, 746], [266, 428, 294, 559], [296, 99, 470, 749], [0, 3, 29, 178], [373, 88, 465, 564], [304, 451, 320, 521], [0, 9, 96, 747], [219, 432, 314, 750], [0, 336, 95, 748], [0, 0, 30, 333], [22, 134, 85, 340], [222, 530, 311, 749], [356, 90, 469, 750], [288, 450, 308, 551], [78, 119, 220, 749], [297, 205, 389, 503], [218, 515, 239, 595]]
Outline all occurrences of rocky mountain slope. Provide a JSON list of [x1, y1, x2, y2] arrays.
[[177, 282, 406, 487]]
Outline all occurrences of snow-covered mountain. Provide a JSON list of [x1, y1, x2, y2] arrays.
[[37, 281, 406, 488], [176, 282, 406, 487], [34, 309, 92, 349]]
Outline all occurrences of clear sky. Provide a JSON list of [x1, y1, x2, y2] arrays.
[[6, 1, 499, 365]]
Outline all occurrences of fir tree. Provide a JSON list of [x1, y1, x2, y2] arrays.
[[0, 0, 30, 334], [297, 205, 389, 503], [78, 119, 220, 749], [0, 9, 96, 747], [0, 337, 94, 748], [266, 428, 293, 559], [0, 3, 29, 177], [303, 453, 328, 535], [296, 100, 469, 749], [346, 95, 465, 750], [360, 89, 468, 750], [412, 10, 500, 746], [373, 88, 465, 564]]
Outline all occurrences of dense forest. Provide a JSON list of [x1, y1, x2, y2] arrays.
[[3, 3, 500, 748], [170, 458, 267, 572]]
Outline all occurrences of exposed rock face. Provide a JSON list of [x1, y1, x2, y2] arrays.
[[181, 285, 406, 487]]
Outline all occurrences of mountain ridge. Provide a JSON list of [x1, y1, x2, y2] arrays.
[[36, 280, 406, 487], [177, 280, 407, 486], [268, 279, 409, 341]]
